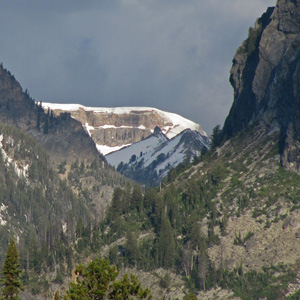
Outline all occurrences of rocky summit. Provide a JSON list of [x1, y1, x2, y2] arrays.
[[222, 0, 300, 173], [42, 103, 206, 155]]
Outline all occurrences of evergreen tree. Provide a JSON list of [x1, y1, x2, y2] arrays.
[[108, 273, 152, 300], [211, 124, 222, 148], [197, 250, 209, 291], [0, 238, 23, 300], [125, 231, 139, 267], [63, 258, 151, 300], [157, 215, 175, 268], [54, 291, 60, 300], [130, 184, 143, 212], [109, 187, 123, 218]]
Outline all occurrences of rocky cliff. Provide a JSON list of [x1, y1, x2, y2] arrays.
[[222, 0, 300, 173], [42, 103, 206, 155]]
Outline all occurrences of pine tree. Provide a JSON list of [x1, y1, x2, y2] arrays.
[[157, 215, 176, 268], [109, 187, 123, 218], [125, 231, 139, 267], [211, 124, 222, 148], [54, 291, 60, 300], [130, 184, 143, 212], [0, 238, 23, 300], [63, 258, 151, 300]]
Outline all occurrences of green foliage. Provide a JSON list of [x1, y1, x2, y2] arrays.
[[286, 289, 300, 300], [0, 123, 102, 291], [159, 273, 171, 290], [220, 265, 295, 300], [108, 273, 152, 300], [184, 294, 197, 300], [157, 215, 176, 268], [233, 231, 254, 247], [62, 258, 151, 300], [101, 159, 227, 282], [124, 231, 139, 267], [64, 258, 118, 299], [0, 238, 23, 300], [57, 161, 67, 174], [211, 124, 222, 148]]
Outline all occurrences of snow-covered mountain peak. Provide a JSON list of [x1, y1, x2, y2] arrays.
[[106, 128, 210, 186], [42, 103, 207, 155]]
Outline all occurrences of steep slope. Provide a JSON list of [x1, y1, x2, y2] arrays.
[[106, 127, 210, 186], [42, 102, 207, 155], [98, 120, 300, 299], [0, 64, 128, 214], [221, 0, 300, 174], [0, 66, 100, 163], [0, 123, 96, 298]]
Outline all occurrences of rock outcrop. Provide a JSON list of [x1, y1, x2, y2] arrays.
[[222, 0, 300, 173]]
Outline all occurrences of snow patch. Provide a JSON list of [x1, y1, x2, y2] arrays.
[[0, 204, 7, 226], [0, 135, 29, 179], [96, 143, 131, 156], [106, 131, 168, 168], [84, 122, 94, 137], [62, 222, 67, 234]]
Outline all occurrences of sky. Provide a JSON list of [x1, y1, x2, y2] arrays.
[[0, 0, 275, 134]]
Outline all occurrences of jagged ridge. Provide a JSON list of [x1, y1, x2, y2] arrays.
[[106, 126, 210, 186]]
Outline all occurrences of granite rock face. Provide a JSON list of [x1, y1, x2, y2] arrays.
[[222, 0, 300, 173]]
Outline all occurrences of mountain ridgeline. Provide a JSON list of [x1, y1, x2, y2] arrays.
[[0, 65, 100, 163], [42, 103, 210, 187], [41, 103, 206, 155], [0, 63, 129, 213], [106, 126, 210, 186]]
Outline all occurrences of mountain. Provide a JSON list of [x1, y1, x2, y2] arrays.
[[0, 123, 97, 298], [221, 0, 300, 174], [89, 1, 300, 299], [0, 66, 101, 163], [41, 102, 207, 155], [106, 126, 210, 186], [4, 0, 300, 299], [0, 64, 128, 216], [41, 102, 210, 186]]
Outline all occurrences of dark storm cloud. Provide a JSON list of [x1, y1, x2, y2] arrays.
[[0, 0, 275, 134]]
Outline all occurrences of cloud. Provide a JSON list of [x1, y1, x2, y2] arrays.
[[0, 0, 275, 134]]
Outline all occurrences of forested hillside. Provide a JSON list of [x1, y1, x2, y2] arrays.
[[95, 122, 300, 299], [0, 123, 114, 297]]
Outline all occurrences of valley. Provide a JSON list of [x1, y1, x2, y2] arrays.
[[2, 0, 300, 299]]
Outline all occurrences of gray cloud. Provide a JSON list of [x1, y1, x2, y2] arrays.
[[0, 0, 275, 134]]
